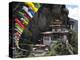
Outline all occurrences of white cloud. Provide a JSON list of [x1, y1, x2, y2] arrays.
[[66, 5, 80, 20]]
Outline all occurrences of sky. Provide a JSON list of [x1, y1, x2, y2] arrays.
[[66, 5, 80, 20]]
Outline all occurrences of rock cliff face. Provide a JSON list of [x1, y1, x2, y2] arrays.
[[20, 4, 70, 43]]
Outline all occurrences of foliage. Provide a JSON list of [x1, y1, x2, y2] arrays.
[[68, 29, 78, 54]]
